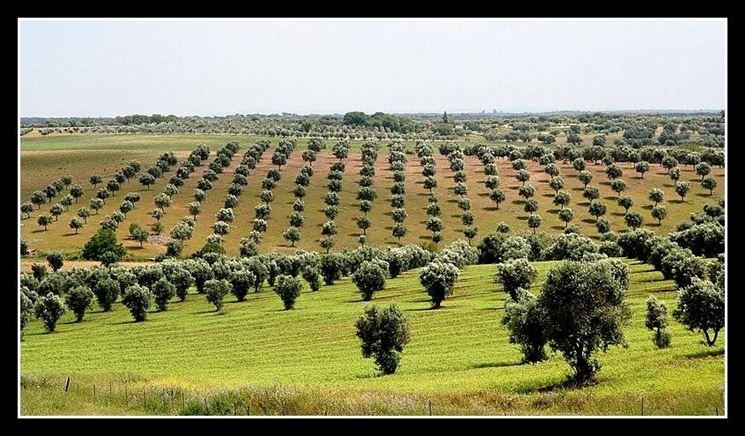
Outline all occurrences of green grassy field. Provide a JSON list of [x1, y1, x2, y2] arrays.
[[20, 135, 724, 260], [20, 261, 725, 416]]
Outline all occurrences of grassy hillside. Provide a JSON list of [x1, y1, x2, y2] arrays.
[[20, 136, 724, 260], [20, 261, 725, 415]]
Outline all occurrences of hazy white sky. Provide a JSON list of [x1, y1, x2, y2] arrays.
[[19, 18, 726, 117]]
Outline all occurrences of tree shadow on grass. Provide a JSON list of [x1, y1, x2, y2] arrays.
[[514, 377, 599, 394], [511, 200, 524, 205], [447, 199, 459, 204], [471, 361, 523, 369], [411, 305, 448, 311], [484, 206, 499, 212], [112, 319, 141, 325], [25, 329, 70, 336], [610, 212, 626, 217], [695, 192, 713, 198], [572, 187, 585, 192], [670, 199, 686, 204], [603, 196, 617, 201], [31, 229, 47, 234], [683, 348, 724, 359], [516, 216, 528, 221], [190, 309, 220, 315], [543, 193, 554, 198], [582, 218, 596, 224], [641, 204, 653, 210], [477, 192, 490, 197], [551, 225, 565, 231]]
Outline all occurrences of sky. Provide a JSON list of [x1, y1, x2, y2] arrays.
[[19, 18, 727, 117]]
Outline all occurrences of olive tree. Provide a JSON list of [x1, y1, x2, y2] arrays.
[[352, 261, 387, 301], [496, 258, 537, 300], [355, 304, 411, 375], [702, 176, 717, 195], [674, 182, 690, 202], [273, 275, 303, 310], [527, 214, 543, 234], [140, 277, 173, 312], [558, 208, 574, 228], [524, 199, 539, 215], [587, 201, 607, 222], [34, 292, 66, 332], [204, 279, 232, 312], [695, 162, 711, 181], [70, 184, 85, 202], [634, 161, 650, 178], [516, 169, 531, 186], [65, 285, 94, 322], [489, 189, 505, 209], [502, 288, 548, 363], [624, 211, 643, 230], [172, 269, 194, 301], [538, 260, 631, 384], [121, 285, 152, 322], [549, 176, 564, 193], [419, 260, 460, 308], [282, 226, 301, 247], [76, 207, 91, 223], [578, 170, 593, 188], [139, 173, 156, 189], [49, 204, 63, 221], [69, 217, 84, 234], [648, 188, 664, 206], [617, 196, 633, 213], [674, 278, 724, 346], [426, 217, 443, 236], [583, 186, 600, 202], [46, 252, 64, 272], [651, 205, 668, 225], [93, 277, 120, 311], [645, 296, 671, 348], [610, 179, 627, 196], [301, 267, 321, 293], [518, 185, 536, 201]]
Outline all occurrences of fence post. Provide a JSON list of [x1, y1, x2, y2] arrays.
[[640, 397, 644, 416], [715, 406, 719, 416], [64, 377, 70, 392], [429, 400, 432, 416]]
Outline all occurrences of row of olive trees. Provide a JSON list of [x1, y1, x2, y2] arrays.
[[318, 138, 350, 252], [32, 160, 144, 233], [415, 141, 444, 245], [283, 140, 319, 248], [354, 139, 381, 246], [443, 143, 478, 244], [21, 244, 435, 334], [388, 141, 408, 244], [235, 140, 273, 257]]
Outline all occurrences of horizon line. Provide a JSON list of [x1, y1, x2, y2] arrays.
[[21, 108, 725, 119]]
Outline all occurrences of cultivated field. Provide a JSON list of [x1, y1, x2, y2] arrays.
[[20, 135, 724, 261], [20, 261, 724, 416]]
